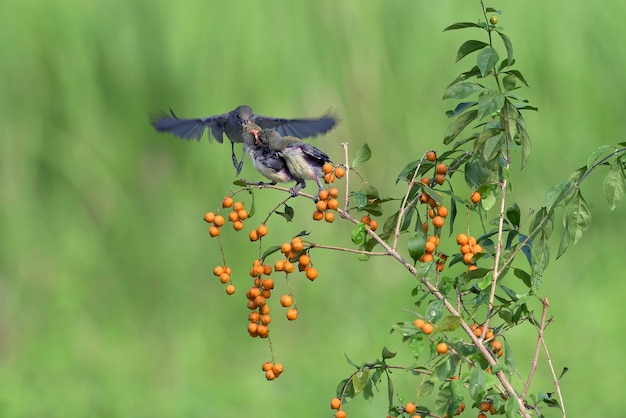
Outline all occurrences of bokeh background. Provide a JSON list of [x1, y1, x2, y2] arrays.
[[2, 1, 625, 417]]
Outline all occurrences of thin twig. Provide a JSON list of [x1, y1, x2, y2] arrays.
[[521, 298, 549, 399], [341, 143, 351, 213]]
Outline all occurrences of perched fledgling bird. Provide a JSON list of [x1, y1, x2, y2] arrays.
[[241, 123, 294, 186], [150, 105, 337, 175], [257, 128, 331, 196]]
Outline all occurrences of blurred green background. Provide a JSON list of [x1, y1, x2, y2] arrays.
[[2, 1, 625, 417]]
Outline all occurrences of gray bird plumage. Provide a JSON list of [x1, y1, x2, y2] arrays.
[[258, 128, 331, 196], [242, 123, 294, 186], [150, 105, 337, 175]]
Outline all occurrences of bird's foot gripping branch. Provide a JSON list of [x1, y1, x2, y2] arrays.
[[201, 4, 626, 418]]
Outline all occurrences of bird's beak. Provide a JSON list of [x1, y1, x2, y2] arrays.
[[251, 129, 260, 144]]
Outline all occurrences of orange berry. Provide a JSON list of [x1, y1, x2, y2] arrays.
[[437, 206, 449, 218], [261, 289, 271, 299], [361, 215, 371, 224], [257, 224, 268, 237], [325, 212, 335, 223], [428, 235, 440, 245], [413, 318, 426, 329], [434, 174, 445, 185], [291, 238, 304, 252], [426, 151, 437, 162], [246, 299, 257, 310], [262, 278, 274, 289], [471, 191, 481, 204], [425, 241, 436, 253], [472, 244, 483, 254], [203, 212, 215, 223], [260, 314, 271, 325], [280, 294, 293, 307], [436, 262, 445, 272], [419, 193, 430, 203], [261, 361, 273, 371], [329, 187, 340, 198], [420, 177, 430, 186], [313, 210, 324, 220], [272, 363, 284, 376], [316, 200, 328, 212], [284, 261, 295, 273], [249, 311, 261, 323], [264, 369, 276, 381], [497, 349, 503, 357], [299, 254, 311, 266], [305, 267, 318, 281], [213, 215, 225, 227], [436, 164, 448, 175], [324, 173, 336, 184], [233, 201, 244, 211], [213, 266, 224, 276], [286, 308, 299, 321], [469, 236, 478, 246], [463, 252, 474, 264], [335, 411, 347, 418], [256, 324, 269, 338], [369, 219, 378, 231], [249, 229, 259, 241], [436, 342, 449, 355], [318, 189, 330, 201], [460, 244, 471, 254], [263, 264, 272, 275], [209, 226, 220, 237], [422, 222, 429, 233], [420, 253, 433, 263], [334, 166, 346, 178], [492, 340, 503, 351], [478, 414, 487, 418], [253, 265, 264, 276], [281, 242, 292, 254], [327, 198, 339, 210], [330, 397, 342, 410], [222, 196, 233, 208], [237, 209, 248, 220], [428, 209, 435, 219], [479, 401, 491, 412], [485, 330, 494, 341], [456, 402, 466, 415], [224, 266, 231, 275], [219, 273, 230, 284], [322, 163, 333, 174], [247, 322, 258, 335], [456, 233, 469, 245], [228, 211, 239, 222], [260, 304, 270, 315], [274, 259, 286, 272], [233, 220, 244, 231], [225, 284, 236, 295], [422, 323, 434, 335], [428, 197, 438, 208], [432, 216, 445, 228], [405, 402, 417, 414], [247, 287, 260, 299]]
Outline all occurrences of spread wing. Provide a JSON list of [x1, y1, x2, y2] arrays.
[[150, 109, 230, 143], [252, 112, 338, 139]]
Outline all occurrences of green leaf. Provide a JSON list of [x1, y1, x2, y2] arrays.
[[408, 335, 425, 359], [504, 69, 530, 87], [438, 316, 462, 332], [586, 145, 614, 171], [232, 179, 247, 186], [504, 395, 518, 418], [260, 245, 282, 261], [556, 224, 570, 259], [419, 380, 434, 397], [518, 116, 531, 169], [353, 368, 370, 394], [482, 133, 504, 161], [468, 367, 486, 399], [352, 191, 368, 209], [478, 92, 505, 120], [506, 203, 521, 228], [513, 268, 531, 288], [443, 82, 485, 100], [477, 47, 499, 77], [444, 22, 482, 31], [603, 160, 626, 210], [352, 143, 371, 168], [425, 299, 444, 324], [447, 67, 482, 87], [352, 222, 367, 245], [563, 190, 591, 245], [503, 338, 515, 374], [456, 40, 489, 62], [408, 235, 426, 264], [381, 346, 397, 359], [444, 109, 478, 144], [496, 31, 514, 66], [275, 203, 294, 221]]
